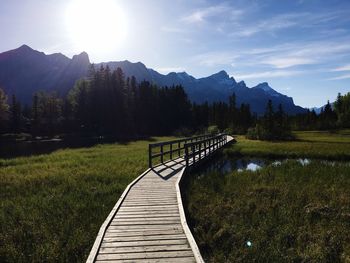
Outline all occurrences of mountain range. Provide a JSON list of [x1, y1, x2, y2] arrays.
[[0, 45, 306, 115]]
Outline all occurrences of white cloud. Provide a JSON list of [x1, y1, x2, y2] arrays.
[[229, 11, 344, 38], [229, 13, 306, 37], [327, 73, 350, 80], [331, 64, 350, 72], [239, 40, 350, 69], [234, 70, 303, 80], [191, 51, 240, 67], [264, 57, 316, 68], [182, 4, 243, 24], [156, 67, 186, 73]]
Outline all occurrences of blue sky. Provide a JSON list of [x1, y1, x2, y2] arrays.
[[0, 0, 350, 107]]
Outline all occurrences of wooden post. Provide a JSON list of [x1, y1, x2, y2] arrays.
[[199, 143, 202, 160], [160, 145, 164, 163], [178, 141, 181, 157], [170, 143, 173, 159], [192, 145, 195, 165], [149, 144, 152, 168], [185, 145, 189, 167]]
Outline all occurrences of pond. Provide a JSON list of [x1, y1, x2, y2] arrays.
[[183, 154, 350, 262], [0, 136, 130, 159], [192, 154, 346, 177]]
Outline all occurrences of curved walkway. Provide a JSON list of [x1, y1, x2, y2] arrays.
[[87, 136, 234, 263]]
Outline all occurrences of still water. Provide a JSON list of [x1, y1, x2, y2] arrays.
[[0, 137, 130, 159], [194, 156, 315, 175]]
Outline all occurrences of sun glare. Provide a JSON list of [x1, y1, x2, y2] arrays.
[[65, 0, 127, 52]]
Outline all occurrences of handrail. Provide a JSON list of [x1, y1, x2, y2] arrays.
[[184, 133, 227, 167], [148, 134, 214, 168]]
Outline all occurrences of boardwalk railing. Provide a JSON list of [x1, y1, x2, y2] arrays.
[[148, 134, 213, 168], [148, 133, 228, 168], [184, 133, 227, 167]]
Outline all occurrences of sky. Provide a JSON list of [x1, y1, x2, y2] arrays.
[[0, 0, 350, 107]]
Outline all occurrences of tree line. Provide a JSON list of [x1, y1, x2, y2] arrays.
[[0, 66, 254, 139], [0, 66, 349, 141], [291, 93, 350, 131]]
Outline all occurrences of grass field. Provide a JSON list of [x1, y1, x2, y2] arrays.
[[184, 130, 350, 262], [184, 161, 350, 262], [225, 130, 350, 160], [0, 137, 173, 262], [1, 130, 350, 262]]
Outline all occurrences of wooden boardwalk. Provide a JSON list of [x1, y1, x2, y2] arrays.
[[87, 134, 234, 263]]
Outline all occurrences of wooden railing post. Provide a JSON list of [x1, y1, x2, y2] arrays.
[[149, 144, 152, 168], [192, 145, 195, 165], [148, 133, 229, 168], [185, 145, 189, 167]]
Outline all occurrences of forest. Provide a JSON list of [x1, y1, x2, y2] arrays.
[[0, 66, 349, 141]]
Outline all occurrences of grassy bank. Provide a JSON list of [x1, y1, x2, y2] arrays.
[[0, 137, 173, 262], [185, 160, 350, 262], [184, 130, 350, 262], [225, 130, 350, 160]]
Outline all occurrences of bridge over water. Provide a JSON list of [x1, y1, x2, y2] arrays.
[[87, 134, 234, 262]]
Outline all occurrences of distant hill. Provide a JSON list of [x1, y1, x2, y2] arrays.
[[0, 45, 90, 104], [0, 45, 306, 115], [98, 61, 306, 115]]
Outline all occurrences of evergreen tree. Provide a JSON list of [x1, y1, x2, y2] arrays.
[[320, 100, 337, 129], [10, 95, 21, 133], [0, 88, 9, 133], [334, 92, 350, 128], [32, 93, 39, 136]]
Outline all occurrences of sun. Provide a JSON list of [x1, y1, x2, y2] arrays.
[[65, 0, 127, 52]]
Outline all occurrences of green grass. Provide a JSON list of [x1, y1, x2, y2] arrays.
[[0, 137, 174, 263], [184, 161, 350, 262], [183, 130, 350, 262], [225, 130, 350, 160]]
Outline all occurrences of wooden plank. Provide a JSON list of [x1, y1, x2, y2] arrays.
[[106, 228, 184, 234], [112, 217, 180, 222], [96, 257, 195, 263], [103, 234, 186, 242], [116, 211, 180, 215], [107, 224, 183, 231], [96, 258, 195, 263], [124, 197, 177, 200], [120, 205, 178, 209], [122, 201, 177, 205], [96, 250, 194, 260], [105, 229, 184, 237], [110, 221, 180, 226], [124, 197, 176, 201], [99, 244, 191, 254], [125, 197, 177, 200], [101, 239, 189, 248], [114, 214, 179, 219]]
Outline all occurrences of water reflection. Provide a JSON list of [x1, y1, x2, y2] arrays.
[[241, 162, 262, 172], [198, 157, 273, 175], [298, 158, 310, 166], [194, 156, 349, 179], [0, 137, 136, 159]]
